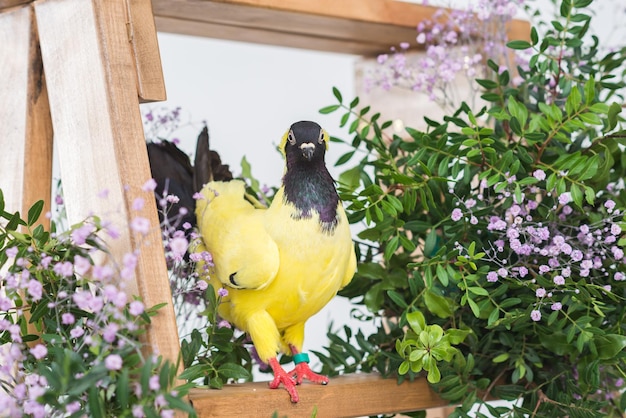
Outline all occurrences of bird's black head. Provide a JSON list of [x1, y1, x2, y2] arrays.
[[280, 121, 328, 165]]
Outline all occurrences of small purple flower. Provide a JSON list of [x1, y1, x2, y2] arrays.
[[130, 217, 151, 235], [451, 208, 463, 221], [536, 288, 546, 298], [169, 237, 189, 260], [129, 300, 145, 316], [62, 313, 75, 325], [132, 405, 144, 418], [551, 302, 562, 311], [530, 309, 541, 321], [533, 169, 546, 180], [218, 287, 229, 298], [70, 327, 85, 339], [142, 179, 157, 192], [605, 199, 616, 211], [71, 223, 94, 245], [553, 275, 565, 285], [53, 261, 74, 278], [486, 271, 498, 282], [103, 323, 119, 343], [29, 344, 47, 360], [27, 279, 43, 301], [105, 354, 123, 371], [217, 319, 232, 329], [132, 197, 145, 211], [149, 375, 161, 391], [614, 272, 625, 281], [558, 192, 571, 205], [74, 255, 91, 276]]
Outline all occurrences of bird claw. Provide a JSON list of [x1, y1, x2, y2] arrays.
[[268, 358, 300, 402], [288, 362, 329, 386]]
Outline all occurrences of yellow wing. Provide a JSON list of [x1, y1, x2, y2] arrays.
[[195, 180, 279, 290]]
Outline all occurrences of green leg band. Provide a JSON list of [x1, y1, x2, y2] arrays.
[[293, 352, 310, 365]]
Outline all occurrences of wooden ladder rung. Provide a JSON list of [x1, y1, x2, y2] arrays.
[[188, 373, 449, 417]]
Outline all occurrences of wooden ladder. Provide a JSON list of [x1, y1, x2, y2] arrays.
[[1, 1, 528, 416]]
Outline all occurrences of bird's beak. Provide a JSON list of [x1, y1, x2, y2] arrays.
[[300, 142, 315, 161]]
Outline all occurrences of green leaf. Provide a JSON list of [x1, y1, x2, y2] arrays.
[[607, 102, 622, 130], [388, 290, 408, 309], [332, 87, 343, 103], [468, 297, 481, 318], [384, 235, 400, 261], [424, 291, 453, 318], [492, 353, 509, 363], [27, 200, 44, 226], [218, 363, 252, 380], [319, 105, 340, 114], [584, 77, 595, 105], [595, 334, 626, 360], [406, 310, 426, 334], [506, 40, 532, 50]]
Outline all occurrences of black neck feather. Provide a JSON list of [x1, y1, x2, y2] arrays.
[[282, 161, 339, 233]]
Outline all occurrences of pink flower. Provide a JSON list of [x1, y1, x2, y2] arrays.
[[130, 217, 151, 234], [533, 169, 546, 180], [551, 302, 562, 311], [218, 287, 229, 298], [29, 344, 47, 360], [103, 323, 120, 343], [132, 197, 145, 211], [149, 375, 161, 391], [70, 327, 85, 339], [105, 354, 123, 370], [558, 192, 571, 205], [132, 405, 144, 418], [451, 208, 463, 221], [71, 223, 94, 245], [142, 179, 158, 192], [53, 261, 74, 277], [74, 255, 91, 276], [27, 279, 43, 301], [169, 237, 188, 260], [129, 300, 145, 316], [530, 309, 541, 321], [62, 313, 75, 325], [6, 246, 18, 258]]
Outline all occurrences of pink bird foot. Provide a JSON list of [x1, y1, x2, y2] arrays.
[[288, 361, 329, 385], [268, 357, 300, 403]]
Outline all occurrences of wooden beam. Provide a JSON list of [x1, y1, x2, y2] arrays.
[[128, 0, 167, 102], [0, 4, 52, 222], [34, 0, 180, 367], [152, 0, 530, 56], [189, 373, 450, 417], [0, 0, 31, 11]]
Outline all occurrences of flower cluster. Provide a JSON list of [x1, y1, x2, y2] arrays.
[[367, 0, 527, 109], [0, 182, 193, 417], [452, 174, 625, 324]]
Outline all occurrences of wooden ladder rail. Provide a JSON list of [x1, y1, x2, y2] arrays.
[[0, 0, 180, 369]]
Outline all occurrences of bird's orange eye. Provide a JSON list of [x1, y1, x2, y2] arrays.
[[318, 130, 324, 144], [288, 131, 296, 145]]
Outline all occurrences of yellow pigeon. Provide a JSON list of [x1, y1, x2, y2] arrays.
[[195, 120, 356, 402]]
